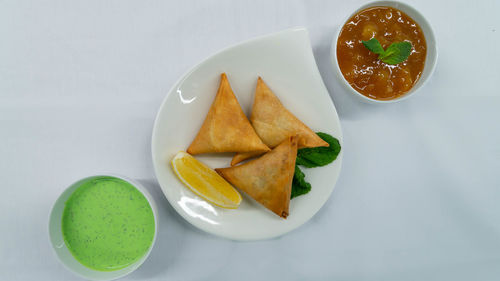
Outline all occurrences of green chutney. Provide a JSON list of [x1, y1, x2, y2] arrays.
[[61, 176, 155, 271]]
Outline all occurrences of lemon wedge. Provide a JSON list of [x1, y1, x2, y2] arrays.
[[171, 151, 242, 209]]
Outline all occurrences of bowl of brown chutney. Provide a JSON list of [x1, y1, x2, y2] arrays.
[[331, 1, 437, 103]]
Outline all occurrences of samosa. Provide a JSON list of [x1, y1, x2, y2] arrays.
[[216, 136, 298, 218], [187, 73, 270, 155], [231, 77, 328, 165]]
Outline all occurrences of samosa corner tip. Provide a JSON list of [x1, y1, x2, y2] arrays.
[[281, 211, 289, 219]]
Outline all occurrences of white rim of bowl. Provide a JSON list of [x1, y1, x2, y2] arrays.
[[48, 174, 158, 281], [331, 0, 438, 104]]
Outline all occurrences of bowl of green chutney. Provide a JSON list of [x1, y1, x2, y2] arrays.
[[48, 175, 158, 280]]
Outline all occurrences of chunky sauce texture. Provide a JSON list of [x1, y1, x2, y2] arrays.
[[337, 6, 426, 100]]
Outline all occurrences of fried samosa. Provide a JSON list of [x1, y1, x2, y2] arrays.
[[231, 77, 328, 165], [187, 73, 270, 155], [216, 136, 298, 218]]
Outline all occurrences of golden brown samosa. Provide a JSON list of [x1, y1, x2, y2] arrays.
[[231, 77, 328, 165], [187, 73, 270, 155], [216, 136, 298, 218]]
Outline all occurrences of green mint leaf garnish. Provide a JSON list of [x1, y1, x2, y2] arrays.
[[378, 41, 412, 65], [362, 38, 385, 55], [296, 132, 341, 168], [291, 165, 311, 199], [362, 38, 412, 65], [292, 132, 341, 199]]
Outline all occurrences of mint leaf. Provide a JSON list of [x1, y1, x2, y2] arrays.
[[378, 41, 412, 65], [291, 133, 341, 199], [362, 38, 412, 65], [296, 132, 341, 168], [362, 38, 385, 55], [291, 165, 311, 199]]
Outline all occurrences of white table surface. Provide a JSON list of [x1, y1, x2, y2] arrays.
[[1, 0, 499, 280]]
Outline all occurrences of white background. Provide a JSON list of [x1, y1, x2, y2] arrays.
[[1, 0, 499, 280]]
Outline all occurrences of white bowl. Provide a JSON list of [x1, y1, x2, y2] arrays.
[[330, 0, 438, 103], [48, 174, 158, 281]]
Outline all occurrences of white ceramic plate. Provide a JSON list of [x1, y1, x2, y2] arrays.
[[152, 27, 343, 241]]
